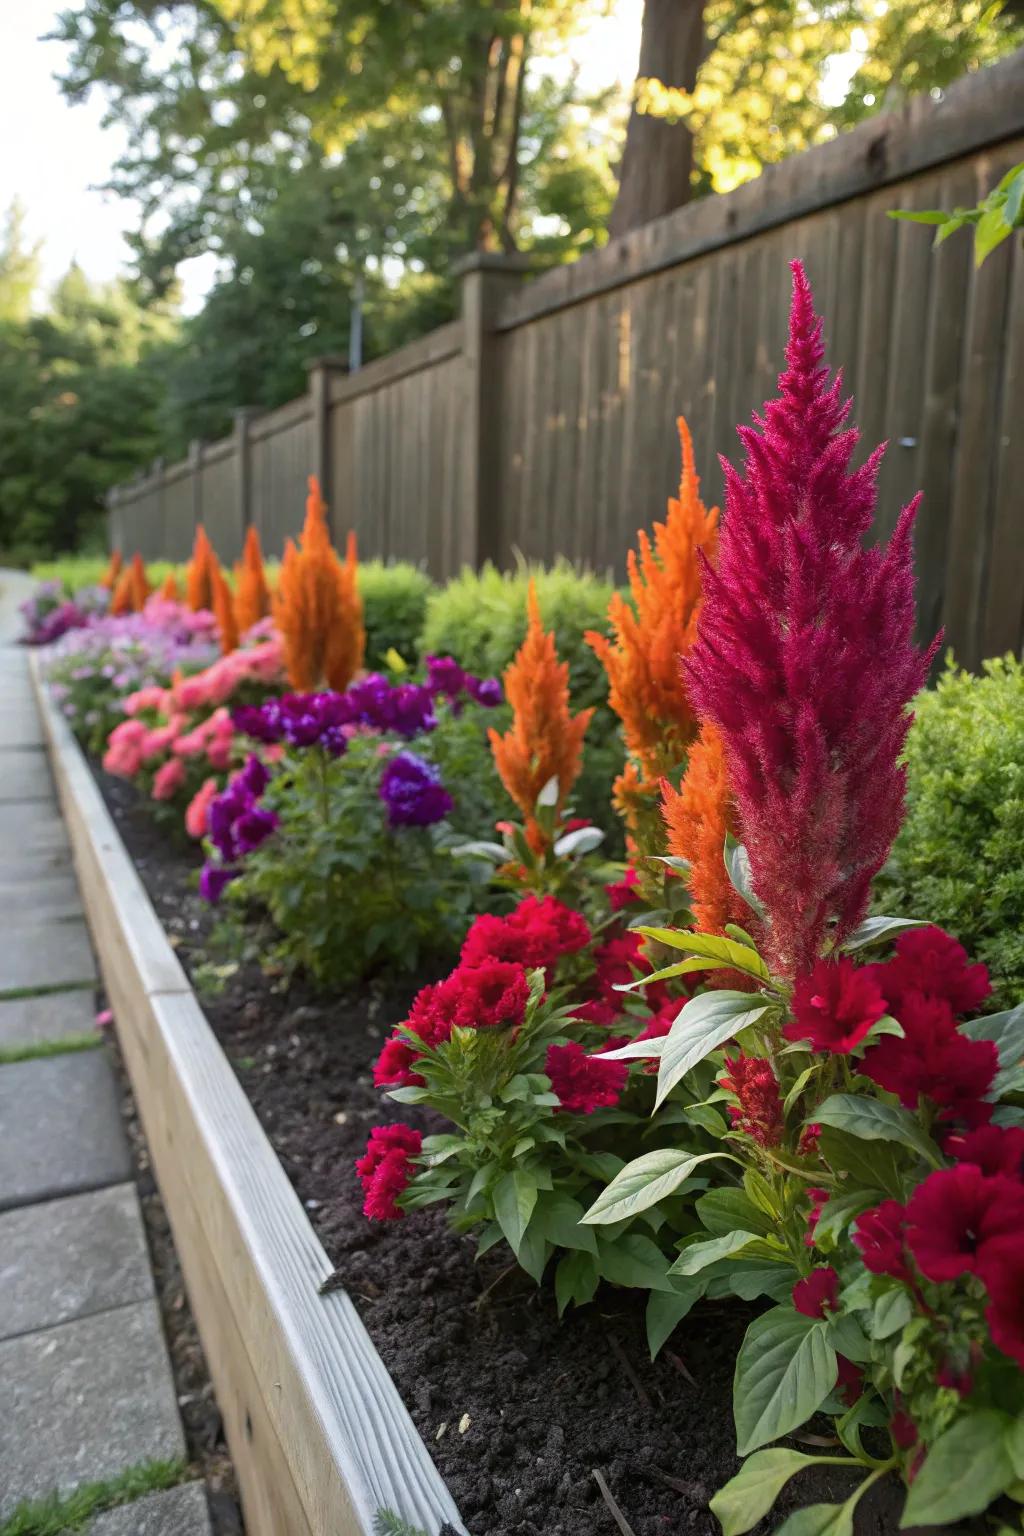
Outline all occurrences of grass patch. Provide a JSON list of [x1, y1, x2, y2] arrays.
[[0, 1031, 103, 1066], [0, 981, 95, 1003], [0, 1459, 187, 1536]]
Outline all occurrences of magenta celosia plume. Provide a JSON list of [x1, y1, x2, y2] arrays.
[[685, 261, 940, 978]]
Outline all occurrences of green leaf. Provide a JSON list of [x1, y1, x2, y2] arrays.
[[710, 1449, 834, 1536], [734, 1308, 838, 1456], [1003, 166, 1024, 227], [493, 1170, 538, 1256], [728, 1262, 797, 1302], [812, 1190, 876, 1251], [646, 1283, 702, 1359], [534, 1192, 597, 1254], [975, 204, 1013, 265], [774, 1503, 853, 1536], [555, 1249, 599, 1316], [634, 927, 770, 981], [695, 1188, 773, 1238], [671, 1229, 762, 1276], [817, 1127, 905, 1199], [888, 208, 951, 225], [553, 825, 605, 857], [1006, 1415, 1024, 1479], [582, 1149, 730, 1226], [783, 1065, 817, 1117], [594, 1035, 669, 1061], [902, 1411, 1016, 1526], [597, 1232, 675, 1291], [516, 1222, 549, 1284], [813, 1095, 940, 1166], [840, 915, 927, 952], [450, 839, 508, 861], [724, 834, 766, 918], [871, 1287, 912, 1340], [960, 1003, 1024, 1095], [656, 992, 774, 1109]]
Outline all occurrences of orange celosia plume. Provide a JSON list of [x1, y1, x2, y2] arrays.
[[211, 564, 239, 655], [185, 525, 220, 612], [660, 722, 748, 937], [489, 581, 593, 847], [100, 550, 123, 590], [587, 416, 718, 779], [110, 553, 151, 616], [273, 476, 365, 691], [233, 526, 271, 634], [159, 571, 180, 601]]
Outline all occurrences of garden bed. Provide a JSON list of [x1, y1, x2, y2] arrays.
[[30, 657, 916, 1536]]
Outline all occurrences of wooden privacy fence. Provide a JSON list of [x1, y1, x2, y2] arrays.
[[109, 48, 1024, 669]]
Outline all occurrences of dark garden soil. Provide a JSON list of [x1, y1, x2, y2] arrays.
[[96, 769, 922, 1536]]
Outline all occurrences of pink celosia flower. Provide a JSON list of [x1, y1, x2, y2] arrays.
[[185, 776, 220, 839], [123, 685, 171, 716], [684, 262, 939, 978], [152, 756, 186, 800]]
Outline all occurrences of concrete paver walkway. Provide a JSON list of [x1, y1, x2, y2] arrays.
[[0, 570, 212, 1533]]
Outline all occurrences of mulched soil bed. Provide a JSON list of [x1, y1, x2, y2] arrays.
[[96, 769, 913, 1536]]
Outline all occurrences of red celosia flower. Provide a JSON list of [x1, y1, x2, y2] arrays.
[[862, 992, 997, 1127], [804, 1186, 830, 1248], [890, 1410, 918, 1451], [948, 1125, 1024, 1179], [460, 895, 591, 977], [792, 1267, 840, 1318], [852, 1200, 910, 1281], [870, 925, 991, 1017], [605, 869, 641, 911], [786, 956, 887, 1054], [719, 1055, 783, 1147], [684, 261, 939, 979], [980, 1239, 1024, 1367], [374, 1034, 425, 1089], [904, 1166, 1024, 1283], [355, 1124, 422, 1221], [448, 960, 530, 1030], [545, 1040, 628, 1115], [835, 1356, 863, 1407], [798, 1123, 821, 1157]]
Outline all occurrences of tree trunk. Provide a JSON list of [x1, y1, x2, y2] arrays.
[[608, 0, 706, 240]]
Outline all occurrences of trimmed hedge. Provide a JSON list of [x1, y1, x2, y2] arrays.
[[358, 560, 434, 670], [876, 654, 1024, 1011]]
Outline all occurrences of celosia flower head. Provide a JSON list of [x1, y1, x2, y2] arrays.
[[685, 262, 939, 978], [211, 563, 239, 655], [185, 525, 219, 613], [660, 721, 748, 937], [233, 526, 272, 634], [489, 580, 593, 848], [111, 554, 151, 616], [159, 571, 181, 602], [274, 477, 365, 691], [100, 549, 123, 590], [587, 416, 717, 779]]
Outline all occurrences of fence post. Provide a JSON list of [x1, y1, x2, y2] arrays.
[[454, 252, 534, 571], [232, 408, 258, 547], [305, 354, 349, 517], [187, 439, 204, 550], [151, 458, 165, 563]]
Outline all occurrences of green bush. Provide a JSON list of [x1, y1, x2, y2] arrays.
[[419, 559, 625, 841], [358, 560, 435, 669], [875, 653, 1024, 1010], [31, 556, 186, 593]]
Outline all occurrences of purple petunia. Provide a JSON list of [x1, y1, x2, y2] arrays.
[[379, 751, 453, 828], [199, 863, 241, 904]]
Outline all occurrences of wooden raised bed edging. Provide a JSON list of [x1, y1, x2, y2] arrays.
[[30, 655, 467, 1536]]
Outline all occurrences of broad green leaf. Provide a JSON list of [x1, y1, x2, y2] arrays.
[[710, 1449, 840, 1536], [813, 1095, 940, 1166], [450, 839, 508, 861], [975, 204, 1013, 265], [695, 1187, 773, 1238], [724, 833, 766, 918], [614, 957, 711, 991], [657, 992, 773, 1109], [1006, 1415, 1024, 1478], [583, 1149, 729, 1225], [888, 208, 951, 225], [417, 1133, 465, 1167], [645, 1283, 702, 1359], [734, 1308, 838, 1456], [493, 1169, 538, 1256], [516, 1222, 549, 1283], [960, 1003, 1024, 1096], [553, 825, 605, 858], [634, 927, 770, 981], [728, 1262, 796, 1302], [554, 1249, 599, 1316], [841, 915, 926, 952], [774, 1502, 854, 1536], [902, 1411, 1015, 1526], [595, 1035, 669, 1062], [671, 1229, 761, 1275], [533, 1192, 597, 1254], [812, 1189, 876, 1251], [871, 1287, 912, 1340], [598, 1232, 676, 1291], [784, 1065, 817, 1117], [817, 1126, 905, 1199], [934, 213, 969, 245]]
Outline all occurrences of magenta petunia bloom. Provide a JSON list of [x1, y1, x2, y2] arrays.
[[904, 1166, 1024, 1283], [786, 956, 887, 1054], [685, 261, 939, 979], [792, 1266, 840, 1319], [868, 925, 991, 1017], [852, 1199, 910, 1282]]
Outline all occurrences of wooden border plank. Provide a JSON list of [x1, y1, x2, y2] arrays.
[[31, 657, 466, 1536]]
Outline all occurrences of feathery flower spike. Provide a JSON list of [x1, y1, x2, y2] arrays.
[[274, 476, 365, 691], [186, 525, 220, 612], [233, 525, 271, 633], [685, 261, 939, 978]]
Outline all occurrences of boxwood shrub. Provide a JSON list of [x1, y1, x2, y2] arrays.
[[358, 559, 435, 670]]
